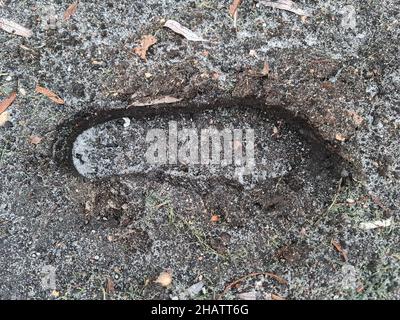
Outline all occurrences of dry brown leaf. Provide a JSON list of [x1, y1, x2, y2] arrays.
[[130, 96, 182, 107], [50, 290, 60, 298], [0, 18, 32, 38], [201, 50, 209, 57], [261, 62, 270, 77], [335, 133, 346, 142], [0, 91, 17, 114], [248, 62, 270, 78], [105, 277, 115, 294], [35, 86, 65, 105], [164, 20, 207, 42], [0, 111, 10, 127], [331, 239, 348, 261], [260, 0, 310, 17], [271, 293, 286, 300], [64, 1, 79, 21], [347, 110, 364, 126], [229, 0, 242, 17], [30, 136, 43, 145], [155, 271, 173, 287], [356, 285, 364, 293], [218, 272, 288, 299], [212, 72, 220, 80], [134, 35, 157, 61]]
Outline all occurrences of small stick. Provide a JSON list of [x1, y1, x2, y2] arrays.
[[218, 272, 287, 299]]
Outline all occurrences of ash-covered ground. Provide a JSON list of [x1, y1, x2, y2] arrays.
[[0, 0, 399, 299]]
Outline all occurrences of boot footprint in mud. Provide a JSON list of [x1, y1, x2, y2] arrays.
[[56, 101, 347, 273], [71, 105, 342, 192]]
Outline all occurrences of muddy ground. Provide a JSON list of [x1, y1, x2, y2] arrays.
[[0, 0, 399, 300]]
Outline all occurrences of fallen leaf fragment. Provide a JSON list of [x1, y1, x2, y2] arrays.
[[331, 239, 348, 261], [359, 218, 392, 230], [201, 50, 209, 57], [0, 111, 10, 126], [261, 62, 270, 77], [35, 86, 65, 105], [218, 272, 287, 299], [186, 281, 204, 297], [134, 35, 157, 61], [0, 91, 17, 114], [0, 18, 33, 38], [347, 110, 364, 126], [164, 20, 207, 42], [229, 0, 242, 17], [259, 0, 310, 17], [335, 133, 346, 142], [64, 1, 79, 21], [105, 277, 115, 294], [237, 291, 257, 300], [211, 72, 220, 80], [51, 290, 60, 298], [130, 96, 182, 107], [271, 293, 286, 300], [30, 135, 43, 145], [155, 271, 173, 287]]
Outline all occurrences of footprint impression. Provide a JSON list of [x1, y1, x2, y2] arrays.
[[54, 99, 346, 271]]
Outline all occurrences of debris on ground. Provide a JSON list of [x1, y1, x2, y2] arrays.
[[0, 111, 9, 126], [35, 86, 65, 105], [64, 1, 79, 21], [29, 136, 43, 145], [129, 96, 182, 107], [155, 270, 173, 287], [259, 0, 310, 17], [105, 277, 115, 294], [331, 239, 349, 262], [219, 272, 287, 299], [0, 18, 32, 37], [229, 0, 242, 17], [164, 20, 208, 42], [185, 281, 204, 298], [133, 35, 157, 61], [0, 91, 16, 114], [359, 218, 393, 230]]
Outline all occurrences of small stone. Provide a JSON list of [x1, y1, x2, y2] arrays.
[[249, 50, 257, 57], [186, 281, 204, 298], [237, 291, 257, 300], [19, 87, 27, 96], [341, 169, 349, 178], [122, 117, 131, 128]]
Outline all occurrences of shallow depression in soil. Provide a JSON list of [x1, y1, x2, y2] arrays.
[[72, 106, 337, 191]]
